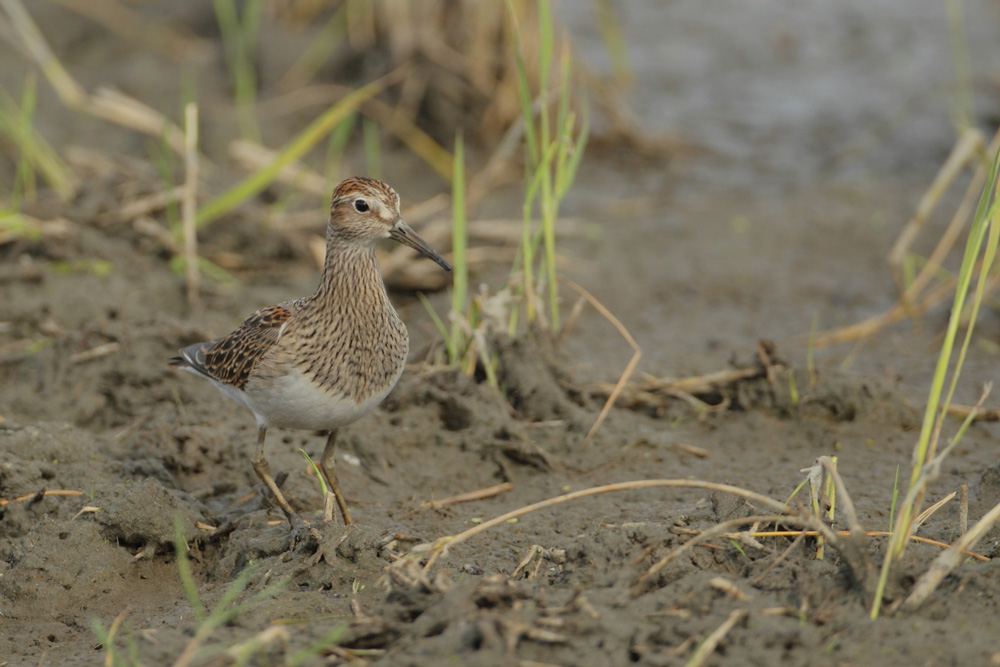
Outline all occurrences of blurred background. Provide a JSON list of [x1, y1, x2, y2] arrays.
[[3, 3, 1000, 664], [1, 0, 1000, 389]]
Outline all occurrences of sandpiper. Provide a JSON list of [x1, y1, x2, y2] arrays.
[[169, 177, 451, 525]]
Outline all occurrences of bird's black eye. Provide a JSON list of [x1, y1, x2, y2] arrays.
[[354, 199, 369, 213]]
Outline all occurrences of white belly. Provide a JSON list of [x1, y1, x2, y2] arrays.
[[241, 366, 397, 431]]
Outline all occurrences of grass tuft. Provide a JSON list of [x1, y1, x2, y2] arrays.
[[0, 74, 78, 203], [213, 0, 262, 142], [196, 73, 393, 227], [871, 144, 1000, 618], [508, 0, 589, 331], [301, 448, 329, 496]]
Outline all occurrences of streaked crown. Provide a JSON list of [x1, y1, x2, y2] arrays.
[[328, 177, 401, 242]]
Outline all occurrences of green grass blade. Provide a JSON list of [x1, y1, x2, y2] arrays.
[[282, 5, 348, 87], [324, 108, 357, 188], [944, 0, 973, 131], [147, 132, 180, 230], [555, 41, 571, 162], [506, 0, 538, 169], [873, 144, 1000, 618], [300, 449, 329, 495], [449, 133, 467, 364], [536, 0, 553, 154], [15, 73, 37, 202], [0, 77, 77, 201], [594, 0, 634, 85], [362, 116, 382, 180], [173, 515, 206, 623], [196, 76, 389, 227], [558, 100, 589, 199], [417, 292, 454, 362], [213, 0, 261, 142], [888, 464, 900, 532]]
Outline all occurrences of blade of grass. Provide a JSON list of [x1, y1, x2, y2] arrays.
[[324, 108, 357, 190], [173, 515, 206, 623], [536, 0, 553, 156], [888, 464, 900, 532], [873, 145, 1000, 618], [182, 102, 200, 309], [300, 449, 329, 496], [507, 0, 538, 170], [362, 115, 381, 180], [13, 73, 36, 203], [213, 0, 262, 142], [593, 0, 634, 86], [0, 75, 78, 201], [417, 292, 454, 362], [944, 0, 973, 132], [280, 4, 348, 89], [449, 133, 467, 365], [148, 130, 181, 230], [196, 72, 397, 227], [2, 0, 189, 155]]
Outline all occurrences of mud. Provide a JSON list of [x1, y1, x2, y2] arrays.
[[3, 1, 1000, 666]]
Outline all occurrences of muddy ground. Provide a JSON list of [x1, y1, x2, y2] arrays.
[[3, 1, 1000, 665]]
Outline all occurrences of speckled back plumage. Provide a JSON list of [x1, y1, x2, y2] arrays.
[[170, 177, 412, 419], [171, 304, 294, 389]]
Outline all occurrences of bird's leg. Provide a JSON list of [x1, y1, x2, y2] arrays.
[[251, 426, 298, 524], [318, 429, 353, 524]]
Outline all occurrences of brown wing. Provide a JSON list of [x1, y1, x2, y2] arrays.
[[170, 304, 292, 390]]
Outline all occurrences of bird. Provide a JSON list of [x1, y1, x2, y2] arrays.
[[169, 177, 451, 525]]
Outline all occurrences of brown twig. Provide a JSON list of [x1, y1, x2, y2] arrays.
[[71, 505, 100, 521], [959, 483, 968, 536], [820, 456, 865, 538], [901, 499, 1000, 611], [912, 491, 956, 534], [945, 402, 1000, 422], [813, 126, 1000, 348], [749, 531, 807, 586], [117, 186, 186, 223], [888, 127, 985, 289], [416, 480, 796, 572], [584, 366, 764, 413], [182, 102, 200, 309], [1, 0, 187, 155], [812, 277, 961, 347], [637, 514, 849, 591], [0, 489, 83, 506], [899, 135, 992, 306], [101, 607, 130, 663], [69, 341, 119, 365], [560, 277, 641, 444], [745, 530, 988, 562], [419, 482, 514, 509], [510, 544, 556, 580], [685, 608, 747, 667]]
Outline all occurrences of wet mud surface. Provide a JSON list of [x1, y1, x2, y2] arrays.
[[4, 1, 1000, 665]]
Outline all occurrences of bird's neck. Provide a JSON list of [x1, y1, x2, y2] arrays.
[[311, 235, 388, 309]]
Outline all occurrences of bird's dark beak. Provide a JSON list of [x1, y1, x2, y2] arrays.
[[390, 220, 452, 271]]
